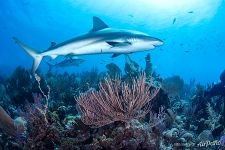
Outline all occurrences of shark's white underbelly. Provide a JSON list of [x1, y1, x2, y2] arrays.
[[72, 43, 135, 55], [72, 42, 111, 55], [43, 41, 131, 57]]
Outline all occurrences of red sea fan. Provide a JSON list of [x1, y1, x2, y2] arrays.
[[75, 73, 160, 128]]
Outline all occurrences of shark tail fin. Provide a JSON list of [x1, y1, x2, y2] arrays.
[[13, 37, 43, 73]]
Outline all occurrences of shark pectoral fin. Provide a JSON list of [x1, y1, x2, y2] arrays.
[[90, 17, 109, 32], [50, 55, 57, 59], [65, 53, 76, 59], [106, 41, 119, 47], [149, 45, 155, 49], [106, 41, 131, 47], [111, 53, 122, 58]]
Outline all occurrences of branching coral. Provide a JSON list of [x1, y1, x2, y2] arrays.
[[75, 73, 160, 128], [106, 63, 121, 79], [90, 121, 159, 150], [6, 66, 33, 105], [47, 72, 79, 106], [124, 55, 139, 79], [79, 67, 100, 91], [34, 74, 50, 123], [145, 53, 153, 79], [149, 106, 166, 128], [0, 84, 10, 107], [21, 94, 61, 149], [206, 103, 221, 130]]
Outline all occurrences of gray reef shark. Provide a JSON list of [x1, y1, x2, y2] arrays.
[[47, 57, 85, 71], [13, 16, 163, 72]]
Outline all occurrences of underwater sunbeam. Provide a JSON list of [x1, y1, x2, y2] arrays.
[[146, 0, 222, 19], [148, 0, 194, 9]]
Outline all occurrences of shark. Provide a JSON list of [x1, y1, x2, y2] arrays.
[[13, 16, 163, 72], [47, 57, 85, 71]]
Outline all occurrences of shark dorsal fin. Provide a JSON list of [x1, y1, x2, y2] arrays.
[[50, 42, 56, 48], [47, 42, 56, 50], [90, 17, 108, 32], [51, 42, 56, 46]]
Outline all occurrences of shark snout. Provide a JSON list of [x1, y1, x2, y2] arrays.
[[153, 38, 163, 46], [144, 36, 163, 47]]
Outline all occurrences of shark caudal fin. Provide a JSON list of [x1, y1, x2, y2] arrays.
[[13, 37, 43, 73]]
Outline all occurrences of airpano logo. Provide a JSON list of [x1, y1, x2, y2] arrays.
[[195, 134, 225, 147], [173, 137, 225, 148]]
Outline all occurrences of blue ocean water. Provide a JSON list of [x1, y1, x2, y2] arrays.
[[0, 0, 225, 83], [1, 1, 225, 149]]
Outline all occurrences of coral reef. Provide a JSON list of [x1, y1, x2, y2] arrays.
[[0, 59, 225, 149], [145, 53, 153, 78], [75, 73, 160, 128], [106, 63, 121, 78], [0, 83, 10, 108], [162, 75, 184, 98], [124, 55, 139, 80], [0, 106, 24, 136], [5, 67, 34, 105]]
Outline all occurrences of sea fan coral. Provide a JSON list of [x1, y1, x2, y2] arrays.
[[206, 103, 221, 130], [75, 73, 160, 128]]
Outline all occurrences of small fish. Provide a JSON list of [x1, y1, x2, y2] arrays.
[[47, 57, 85, 70], [180, 43, 184, 46], [188, 11, 194, 14], [172, 18, 176, 24], [159, 48, 163, 51], [184, 50, 190, 53], [128, 14, 134, 18]]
